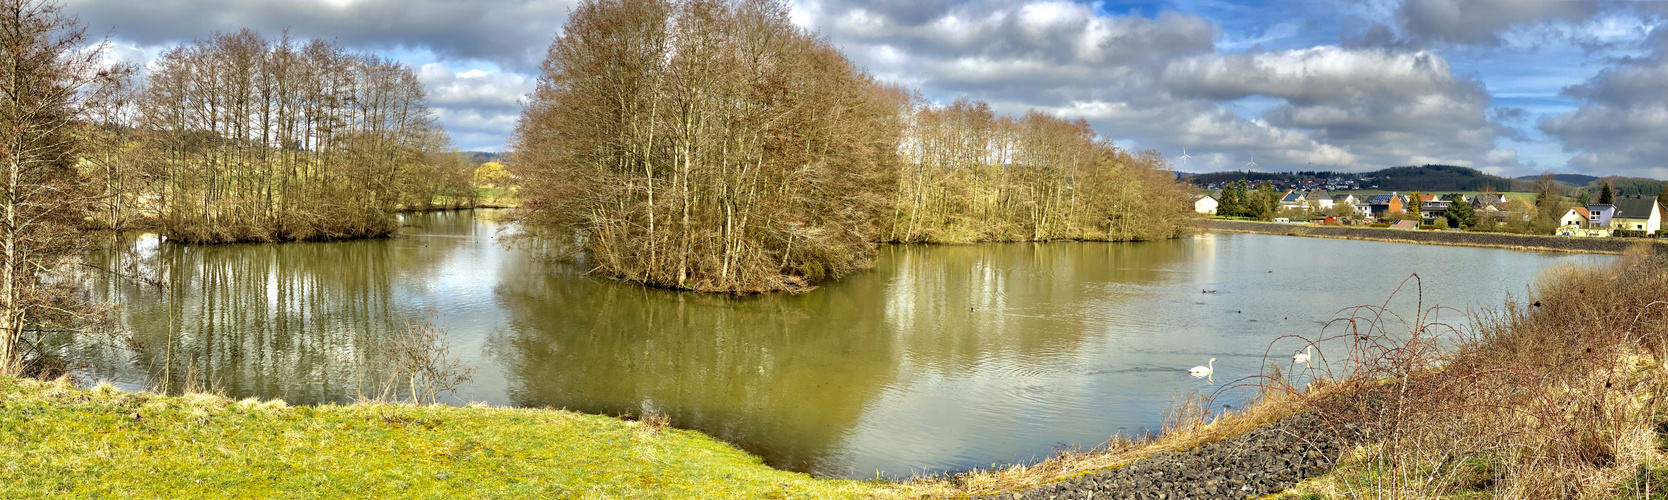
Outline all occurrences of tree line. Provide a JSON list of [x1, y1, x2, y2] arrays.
[[510, 0, 1192, 294], [123, 30, 473, 242], [0, 0, 475, 375]]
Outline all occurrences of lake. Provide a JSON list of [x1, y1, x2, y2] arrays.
[[68, 210, 1609, 479]]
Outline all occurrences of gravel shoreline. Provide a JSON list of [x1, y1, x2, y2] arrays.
[[977, 411, 1362, 500]]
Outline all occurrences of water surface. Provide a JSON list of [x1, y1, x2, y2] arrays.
[[71, 210, 1608, 478]]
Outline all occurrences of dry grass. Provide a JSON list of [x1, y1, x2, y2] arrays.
[[1278, 243, 1668, 498], [920, 243, 1668, 499]]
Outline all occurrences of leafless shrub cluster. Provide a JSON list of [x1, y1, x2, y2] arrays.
[[359, 315, 476, 405], [133, 30, 472, 243], [890, 100, 1192, 244]]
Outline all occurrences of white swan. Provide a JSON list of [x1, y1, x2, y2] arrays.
[[1188, 358, 1216, 377], [1293, 346, 1313, 363]]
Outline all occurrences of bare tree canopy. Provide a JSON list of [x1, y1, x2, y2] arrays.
[[136, 30, 470, 243], [512, 0, 1192, 294], [512, 0, 906, 293], [890, 99, 1191, 244], [0, 0, 127, 375]]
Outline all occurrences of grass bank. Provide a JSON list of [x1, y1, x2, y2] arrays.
[[1210, 218, 1666, 254], [0, 378, 918, 499]]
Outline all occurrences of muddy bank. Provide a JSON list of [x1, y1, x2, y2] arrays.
[[1208, 219, 1665, 254]]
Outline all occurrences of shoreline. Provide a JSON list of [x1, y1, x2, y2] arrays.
[[1206, 219, 1666, 255]]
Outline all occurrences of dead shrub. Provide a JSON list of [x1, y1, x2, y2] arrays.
[[360, 313, 477, 405]]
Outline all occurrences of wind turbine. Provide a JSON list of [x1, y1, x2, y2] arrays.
[[1244, 153, 1258, 171], [1179, 147, 1192, 169]]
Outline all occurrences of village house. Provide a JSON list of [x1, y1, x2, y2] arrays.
[[1351, 203, 1374, 217], [1588, 204, 1617, 229], [1305, 190, 1332, 209], [1560, 206, 1591, 228], [1471, 193, 1508, 209], [1366, 193, 1404, 219], [1194, 194, 1218, 215], [1418, 197, 1449, 226], [1278, 190, 1307, 211], [1610, 195, 1663, 235]]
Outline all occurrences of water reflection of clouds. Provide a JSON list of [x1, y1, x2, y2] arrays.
[[78, 217, 1619, 481]]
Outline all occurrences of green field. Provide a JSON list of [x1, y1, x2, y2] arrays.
[[0, 378, 913, 499]]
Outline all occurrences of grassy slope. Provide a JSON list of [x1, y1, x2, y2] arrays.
[[0, 378, 914, 499]]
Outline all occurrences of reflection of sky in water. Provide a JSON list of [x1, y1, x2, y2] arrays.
[[80, 213, 1612, 480], [832, 234, 1607, 477]]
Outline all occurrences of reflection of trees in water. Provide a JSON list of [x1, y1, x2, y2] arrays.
[[488, 256, 900, 475], [487, 239, 1192, 476], [74, 213, 468, 403], [880, 241, 1190, 372]]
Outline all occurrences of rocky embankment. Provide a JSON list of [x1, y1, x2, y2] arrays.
[[1209, 219, 1666, 254], [978, 412, 1361, 500]]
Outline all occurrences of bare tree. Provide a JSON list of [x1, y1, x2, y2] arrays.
[[137, 30, 458, 243], [513, 0, 904, 293], [0, 0, 126, 375]]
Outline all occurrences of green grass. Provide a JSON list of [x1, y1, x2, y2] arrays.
[[477, 186, 519, 207], [0, 378, 914, 499]]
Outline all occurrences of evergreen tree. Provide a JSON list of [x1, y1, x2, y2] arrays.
[[1219, 181, 1241, 217], [1658, 187, 1667, 209], [1575, 192, 1591, 206], [1445, 197, 1476, 229], [1599, 182, 1615, 205], [1252, 183, 1278, 220]]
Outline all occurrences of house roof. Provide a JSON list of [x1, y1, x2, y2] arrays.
[[1416, 193, 1439, 202], [1569, 207, 1591, 219], [1613, 196, 1661, 219], [1588, 204, 1616, 215], [1473, 193, 1507, 206], [1194, 194, 1217, 202], [1390, 220, 1419, 230], [1332, 194, 1355, 203], [1279, 190, 1304, 203], [1367, 194, 1396, 204]]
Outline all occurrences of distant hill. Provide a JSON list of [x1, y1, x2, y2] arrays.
[[1184, 170, 1349, 186], [1366, 165, 1527, 192], [1516, 174, 1600, 186], [463, 151, 505, 165], [1185, 165, 1528, 192], [1570, 176, 1666, 198]]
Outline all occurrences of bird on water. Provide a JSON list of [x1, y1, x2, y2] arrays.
[[1188, 358, 1216, 377]]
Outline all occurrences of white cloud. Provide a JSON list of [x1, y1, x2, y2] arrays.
[[1539, 29, 1668, 178], [417, 64, 535, 151], [802, 0, 1516, 172]]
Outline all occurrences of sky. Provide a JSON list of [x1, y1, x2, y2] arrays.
[[66, 0, 1668, 179]]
